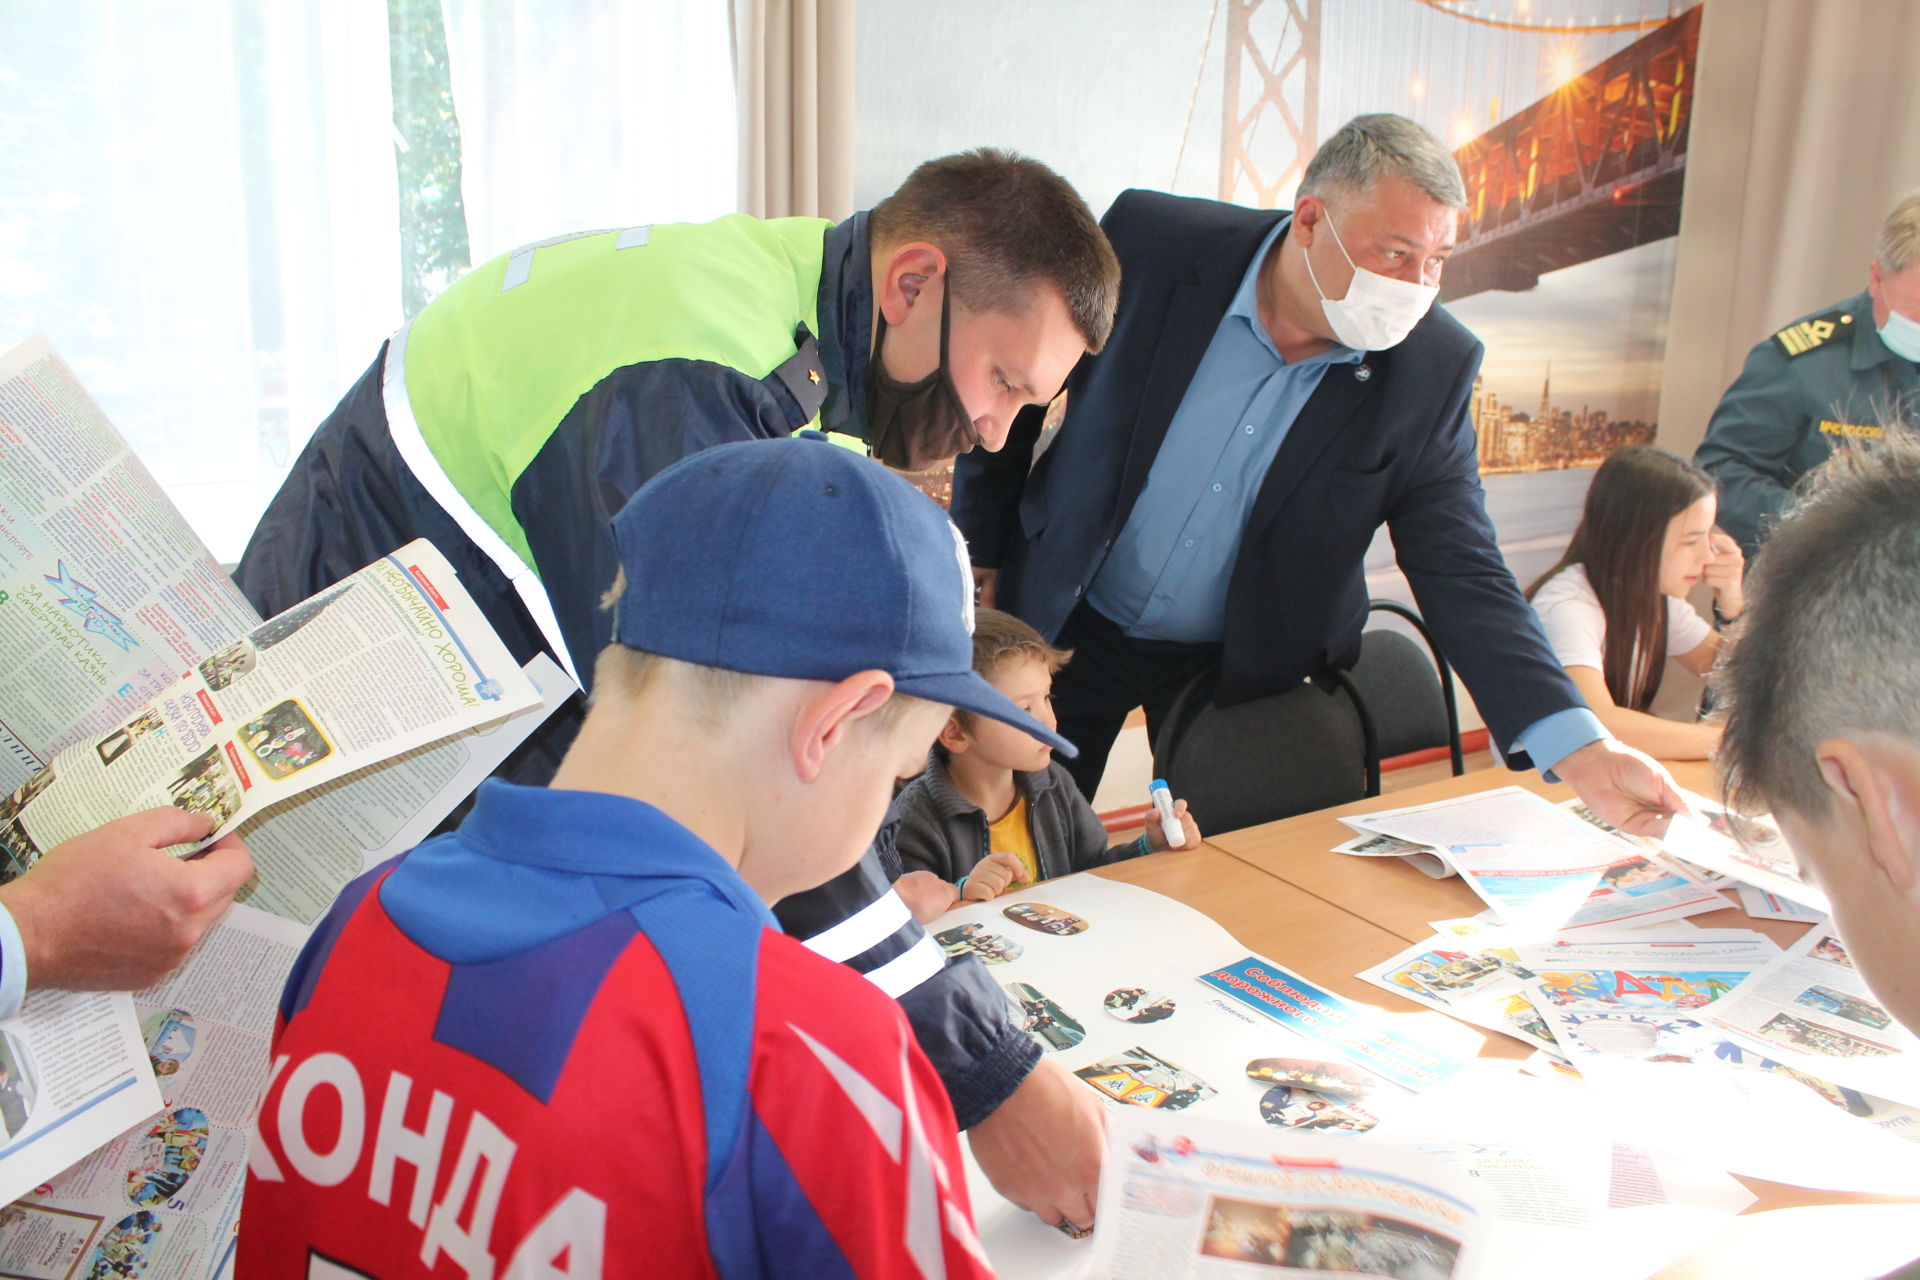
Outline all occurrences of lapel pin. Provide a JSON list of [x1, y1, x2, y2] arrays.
[[1355, 364, 1372, 382]]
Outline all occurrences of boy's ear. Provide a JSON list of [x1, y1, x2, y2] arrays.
[[1813, 736, 1920, 894], [791, 670, 896, 783], [937, 713, 971, 756]]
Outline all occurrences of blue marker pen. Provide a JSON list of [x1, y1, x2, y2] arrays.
[[1149, 778, 1183, 849]]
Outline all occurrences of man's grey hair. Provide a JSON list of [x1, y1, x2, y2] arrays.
[[1876, 188, 1920, 276], [1299, 114, 1467, 211], [1716, 427, 1920, 819]]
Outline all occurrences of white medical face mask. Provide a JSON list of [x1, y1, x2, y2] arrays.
[[1302, 208, 1439, 352], [1879, 305, 1920, 363]]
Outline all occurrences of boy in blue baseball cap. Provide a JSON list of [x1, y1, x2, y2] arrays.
[[239, 434, 1054, 1277]]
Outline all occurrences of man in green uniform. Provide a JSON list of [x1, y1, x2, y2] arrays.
[[237, 147, 1116, 695], [233, 147, 1124, 1233], [1695, 190, 1920, 555]]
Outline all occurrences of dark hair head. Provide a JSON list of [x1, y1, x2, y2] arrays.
[[1527, 445, 1715, 710], [869, 148, 1120, 352], [1717, 429, 1920, 819]]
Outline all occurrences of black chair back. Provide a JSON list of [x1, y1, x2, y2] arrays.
[[1151, 669, 1368, 833], [1338, 602, 1465, 795]]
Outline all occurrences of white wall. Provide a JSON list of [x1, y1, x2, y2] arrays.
[[855, 0, 1226, 218]]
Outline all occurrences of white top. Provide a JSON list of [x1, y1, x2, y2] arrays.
[[1530, 564, 1712, 678]]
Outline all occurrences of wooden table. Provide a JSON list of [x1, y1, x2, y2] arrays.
[[1144, 759, 1920, 1276], [1090, 846, 1530, 1063]]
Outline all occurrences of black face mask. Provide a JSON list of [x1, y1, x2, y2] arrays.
[[865, 285, 979, 471]]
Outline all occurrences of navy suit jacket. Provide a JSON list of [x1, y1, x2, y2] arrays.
[[950, 190, 1583, 763]]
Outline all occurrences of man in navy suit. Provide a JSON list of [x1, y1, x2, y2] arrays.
[[953, 114, 1685, 834]]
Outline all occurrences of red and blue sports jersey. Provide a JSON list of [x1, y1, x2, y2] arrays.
[[240, 780, 993, 1280]]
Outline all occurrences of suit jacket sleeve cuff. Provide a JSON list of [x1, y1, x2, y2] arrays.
[[1510, 707, 1607, 782]]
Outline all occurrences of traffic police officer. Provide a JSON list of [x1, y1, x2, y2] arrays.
[[232, 148, 1125, 1235], [1695, 190, 1920, 555]]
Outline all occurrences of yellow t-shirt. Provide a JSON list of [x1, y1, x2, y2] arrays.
[[987, 796, 1041, 886]]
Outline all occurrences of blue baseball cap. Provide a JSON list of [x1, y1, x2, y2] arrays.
[[608, 434, 1076, 756]]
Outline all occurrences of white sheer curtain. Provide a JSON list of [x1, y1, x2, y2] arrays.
[[444, 0, 737, 265], [0, 0, 736, 561]]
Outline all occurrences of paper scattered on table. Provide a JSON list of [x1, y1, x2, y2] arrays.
[[1736, 884, 1827, 923], [1514, 931, 1778, 1067], [1372, 1065, 1756, 1278], [1332, 828, 1451, 878], [1708, 924, 1920, 1106], [1656, 792, 1830, 914], [1199, 958, 1473, 1092], [1359, 925, 1560, 1054], [1087, 1106, 1485, 1280], [935, 872, 1501, 1276], [1574, 1057, 1920, 1194], [0, 993, 162, 1207], [1340, 787, 1724, 934]]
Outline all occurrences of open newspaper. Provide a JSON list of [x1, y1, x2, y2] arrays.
[[0, 540, 538, 879], [0, 336, 569, 1269]]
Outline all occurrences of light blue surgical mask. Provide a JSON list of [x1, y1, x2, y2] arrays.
[[1880, 306, 1920, 363]]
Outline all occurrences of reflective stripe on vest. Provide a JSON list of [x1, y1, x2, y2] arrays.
[[381, 319, 582, 685]]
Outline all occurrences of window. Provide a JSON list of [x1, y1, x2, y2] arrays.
[[0, 0, 736, 560]]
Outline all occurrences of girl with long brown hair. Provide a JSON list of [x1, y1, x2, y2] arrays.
[[1525, 446, 1745, 759]]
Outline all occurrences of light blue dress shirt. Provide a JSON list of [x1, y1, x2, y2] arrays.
[[1089, 217, 1364, 644], [1085, 216, 1606, 775]]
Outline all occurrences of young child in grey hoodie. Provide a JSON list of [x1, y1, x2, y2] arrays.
[[887, 610, 1200, 923]]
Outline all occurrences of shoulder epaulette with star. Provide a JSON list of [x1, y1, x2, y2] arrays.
[[1773, 309, 1855, 358]]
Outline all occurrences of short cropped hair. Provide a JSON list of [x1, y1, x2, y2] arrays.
[[1716, 429, 1920, 818], [869, 148, 1120, 352], [1299, 114, 1467, 211], [1876, 189, 1920, 276], [949, 608, 1070, 733]]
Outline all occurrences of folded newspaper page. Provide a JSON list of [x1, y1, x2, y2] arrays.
[[1089, 1107, 1485, 1279], [0, 336, 260, 795], [0, 540, 540, 877], [1330, 829, 1451, 879], [0, 657, 570, 1268], [1340, 788, 1724, 934], [0, 336, 570, 1261], [1656, 792, 1830, 914]]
